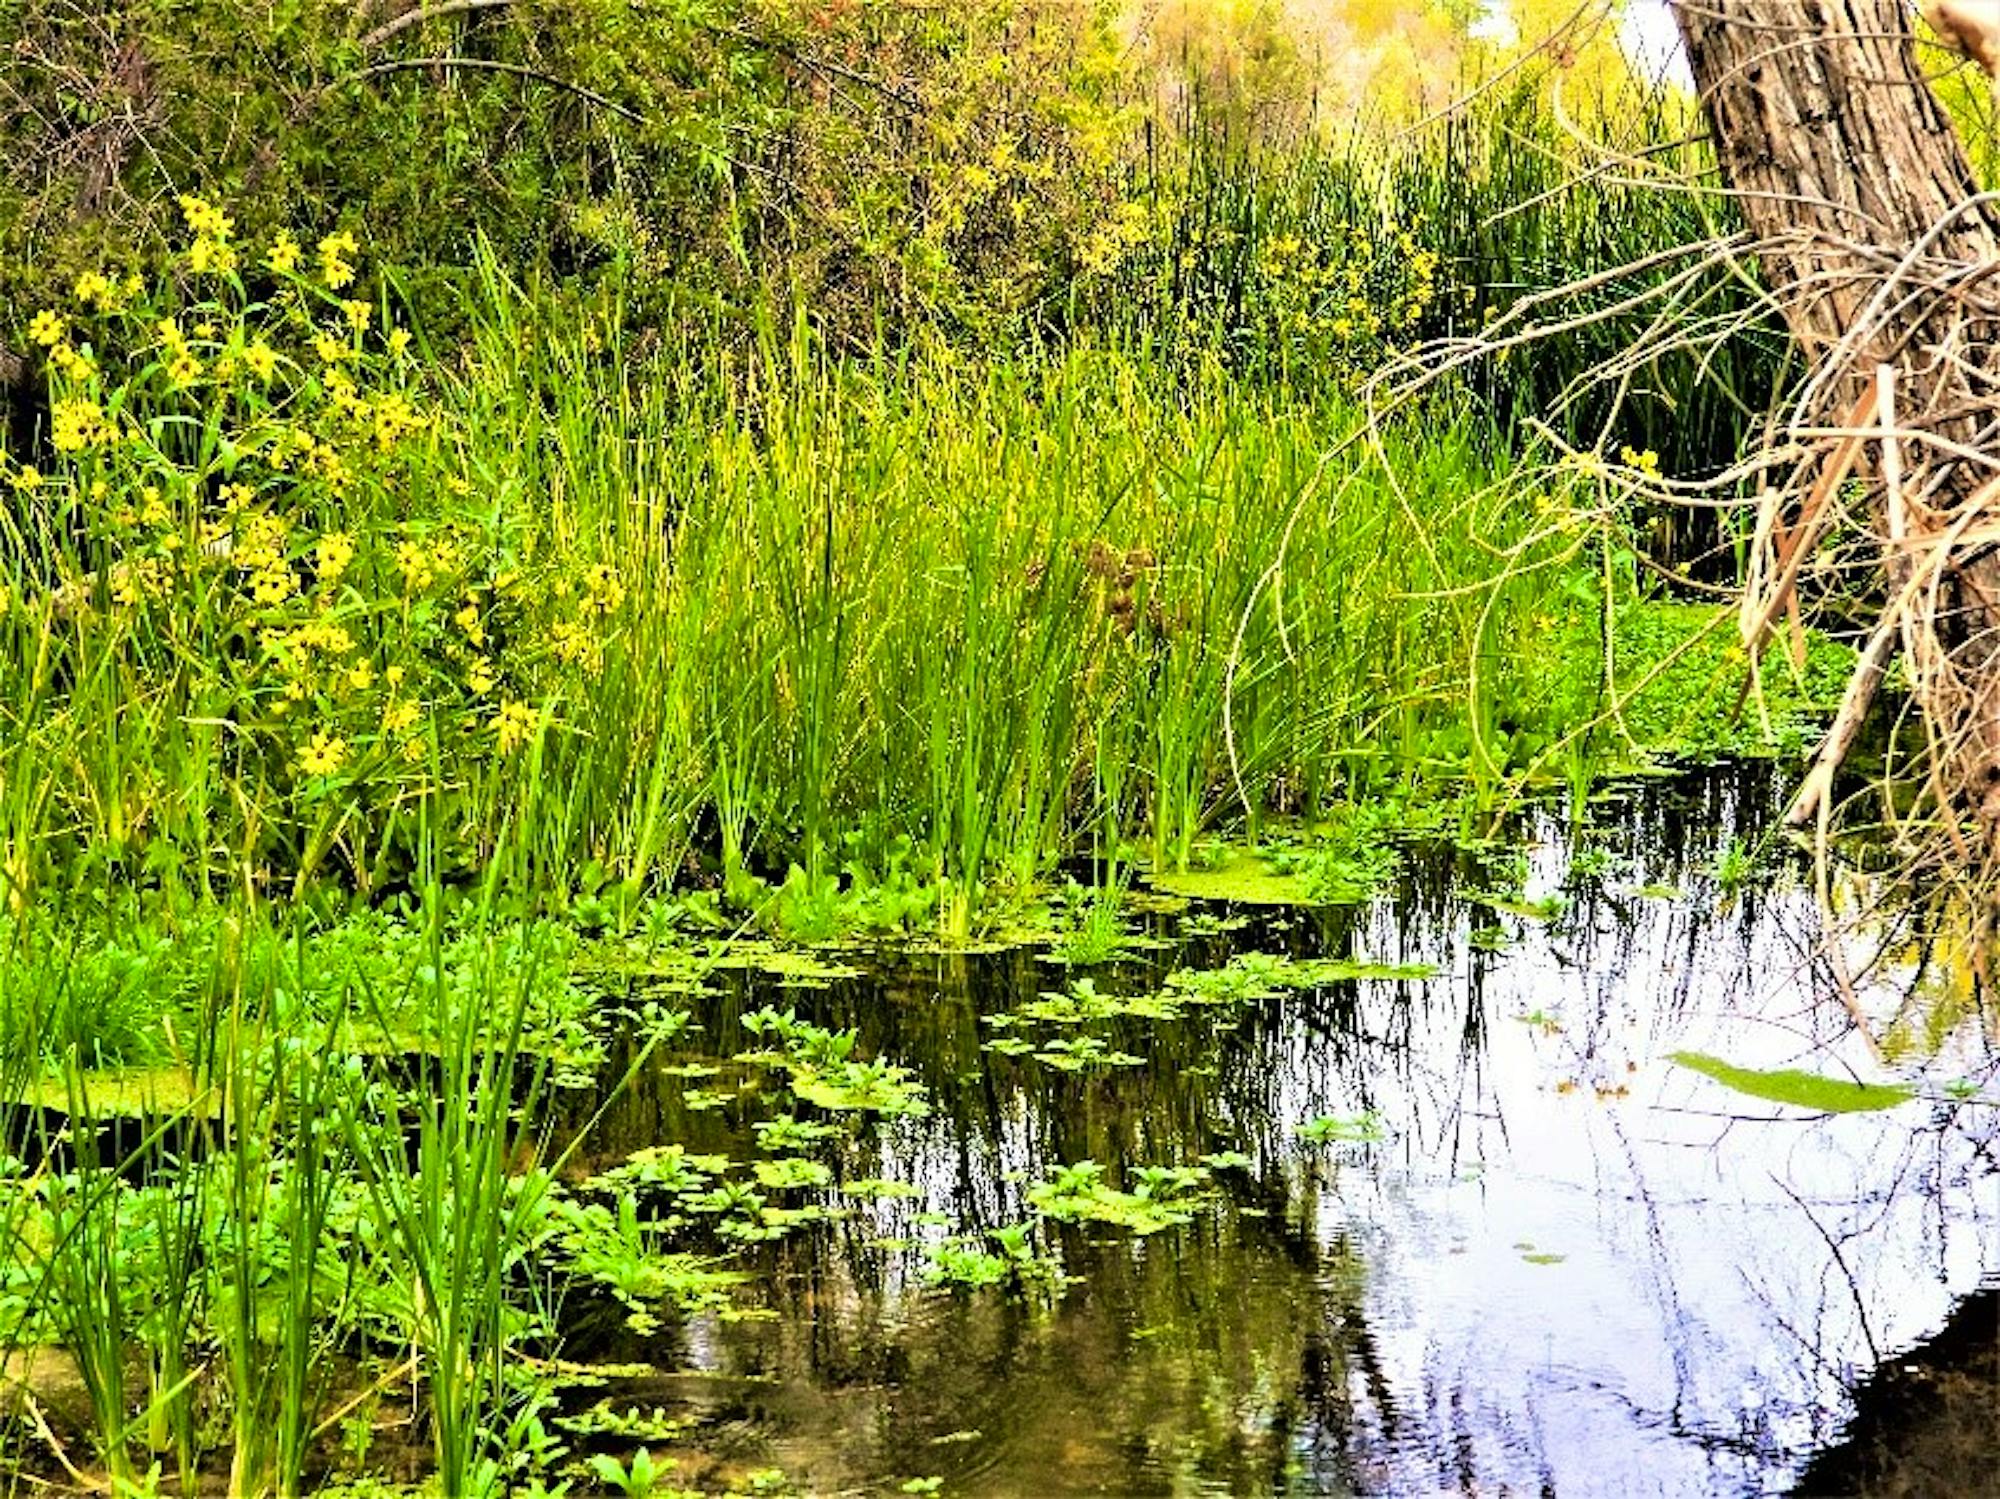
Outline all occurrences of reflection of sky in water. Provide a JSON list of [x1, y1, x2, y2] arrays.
[[1285, 837, 1999, 1495], [596, 774, 1998, 1495]]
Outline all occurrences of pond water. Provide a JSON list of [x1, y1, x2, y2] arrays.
[[554, 768, 2000, 1497]]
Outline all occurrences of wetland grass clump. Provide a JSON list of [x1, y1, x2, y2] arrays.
[[0, 221, 1631, 937], [0, 879, 608, 1497]]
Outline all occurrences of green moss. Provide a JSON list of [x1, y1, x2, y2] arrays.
[[1148, 852, 1315, 906]]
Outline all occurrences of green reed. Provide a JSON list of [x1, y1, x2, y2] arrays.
[[1101, 83, 1790, 479], [436, 295, 1600, 932]]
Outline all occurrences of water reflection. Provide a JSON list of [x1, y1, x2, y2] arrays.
[[562, 767, 2000, 1496]]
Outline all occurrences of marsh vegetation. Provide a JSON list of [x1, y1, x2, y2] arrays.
[[0, 2, 1994, 1494]]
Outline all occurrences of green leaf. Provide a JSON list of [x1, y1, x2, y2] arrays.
[[1667, 1051, 1914, 1114]]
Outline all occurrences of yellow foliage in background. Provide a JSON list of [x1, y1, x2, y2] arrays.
[[1130, 0, 1666, 135]]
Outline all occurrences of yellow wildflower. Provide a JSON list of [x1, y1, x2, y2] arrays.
[[382, 697, 419, 736], [50, 398, 109, 454], [244, 341, 278, 381], [296, 731, 348, 777], [266, 232, 302, 276], [386, 327, 412, 358], [318, 231, 359, 291], [304, 620, 352, 654], [394, 541, 435, 592], [344, 659, 376, 693], [341, 299, 372, 331], [385, 664, 407, 688], [177, 194, 232, 240], [454, 602, 486, 647], [315, 531, 356, 582], [51, 343, 95, 380], [466, 657, 497, 695], [491, 699, 539, 754], [251, 566, 296, 606], [187, 234, 237, 276], [72, 271, 116, 312], [1620, 445, 1662, 477], [28, 310, 66, 347], [550, 618, 600, 671], [581, 563, 626, 615]]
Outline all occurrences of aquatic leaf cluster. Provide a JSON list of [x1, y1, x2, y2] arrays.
[[740, 1007, 931, 1118], [1026, 1159, 1220, 1235]]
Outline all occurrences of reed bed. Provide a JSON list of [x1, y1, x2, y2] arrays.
[[1, 255, 1604, 930]]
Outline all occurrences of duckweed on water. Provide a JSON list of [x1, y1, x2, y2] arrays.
[[737, 1007, 930, 1117], [979, 954, 1439, 1073], [1164, 950, 1441, 1001], [1298, 1112, 1389, 1145], [921, 1224, 1064, 1291]]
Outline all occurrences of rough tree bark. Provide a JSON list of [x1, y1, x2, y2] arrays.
[[1673, 0, 2000, 852]]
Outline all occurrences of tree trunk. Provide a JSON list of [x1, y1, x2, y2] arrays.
[[1674, 0, 2000, 852]]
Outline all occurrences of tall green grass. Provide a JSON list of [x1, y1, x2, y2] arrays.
[[450, 287, 1600, 927], [0, 882, 572, 1496], [1099, 86, 1790, 478], [1, 269, 1607, 927]]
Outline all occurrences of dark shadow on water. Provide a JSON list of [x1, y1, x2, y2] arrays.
[[1793, 1284, 2000, 1498]]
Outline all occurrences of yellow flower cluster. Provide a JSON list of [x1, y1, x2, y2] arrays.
[[394, 534, 460, 593], [321, 367, 429, 454], [72, 270, 138, 315], [581, 563, 626, 615], [549, 617, 600, 673], [16, 198, 585, 815], [179, 195, 239, 276], [108, 555, 174, 608], [1237, 219, 1443, 355], [157, 318, 202, 387], [319, 231, 360, 291], [382, 697, 420, 736], [1620, 445, 1662, 477], [50, 398, 113, 454], [491, 699, 539, 754], [315, 530, 356, 583], [227, 509, 296, 606]]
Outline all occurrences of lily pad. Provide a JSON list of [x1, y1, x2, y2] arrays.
[[1668, 1051, 1915, 1113]]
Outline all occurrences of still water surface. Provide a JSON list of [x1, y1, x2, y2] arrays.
[[562, 769, 1999, 1496]]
